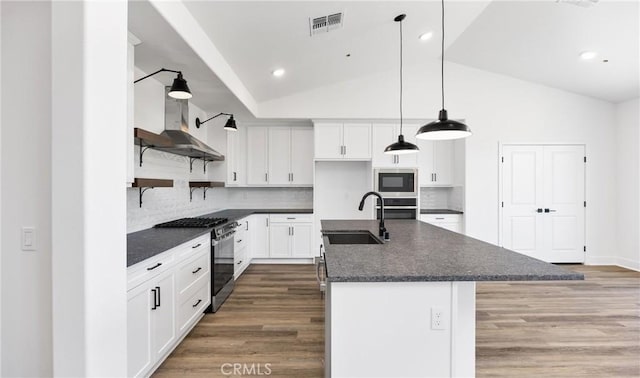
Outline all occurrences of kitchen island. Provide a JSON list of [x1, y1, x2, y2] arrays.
[[321, 220, 582, 378]]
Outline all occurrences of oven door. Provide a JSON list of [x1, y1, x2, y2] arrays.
[[375, 170, 417, 196], [376, 207, 418, 220], [212, 232, 235, 296]]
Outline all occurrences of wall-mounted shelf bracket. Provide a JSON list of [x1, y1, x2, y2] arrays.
[[134, 128, 173, 167], [188, 181, 224, 202], [132, 178, 174, 208], [189, 157, 213, 173]]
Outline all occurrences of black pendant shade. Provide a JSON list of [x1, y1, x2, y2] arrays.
[[168, 72, 192, 99], [384, 14, 419, 155], [384, 134, 420, 154], [415, 0, 471, 141], [415, 109, 472, 140], [223, 115, 237, 131]]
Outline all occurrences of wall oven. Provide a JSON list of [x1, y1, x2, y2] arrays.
[[374, 168, 418, 197], [376, 197, 418, 220]]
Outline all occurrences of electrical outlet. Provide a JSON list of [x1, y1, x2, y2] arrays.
[[431, 307, 445, 330]]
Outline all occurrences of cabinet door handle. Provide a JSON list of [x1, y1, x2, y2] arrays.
[[192, 243, 201, 249], [344, 145, 347, 155], [237, 260, 242, 265], [435, 173, 437, 181], [246, 222, 249, 231], [151, 288, 158, 310], [266, 218, 269, 227], [192, 299, 202, 308], [291, 173, 294, 182], [265, 173, 268, 182], [292, 227, 294, 236], [156, 286, 161, 308], [146, 262, 162, 271], [192, 267, 202, 274], [233, 172, 237, 181], [237, 239, 243, 243]]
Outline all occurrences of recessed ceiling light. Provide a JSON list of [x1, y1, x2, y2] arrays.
[[272, 68, 285, 77], [579, 51, 597, 60], [419, 32, 433, 41]]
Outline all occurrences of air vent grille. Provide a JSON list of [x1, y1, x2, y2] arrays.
[[310, 12, 344, 36]]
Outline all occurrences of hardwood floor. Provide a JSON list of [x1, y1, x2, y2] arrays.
[[154, 264, 639, 378]]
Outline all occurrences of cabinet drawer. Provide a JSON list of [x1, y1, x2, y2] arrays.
[[269, 214, 313, 223], [234, 246, 247, 271], [177, 280, 210, 333], [420, 214, 461, 223], [177, 250, 210, 295], [127, 251, 175, 290], [174, 234, 210, 260]]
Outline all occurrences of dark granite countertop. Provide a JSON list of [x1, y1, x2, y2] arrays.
[[420, 209, 464, 215], [127, 208, 313, 267], [321, 219, 583, 283]]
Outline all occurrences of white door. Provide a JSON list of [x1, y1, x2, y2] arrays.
[[152, 271, 176, 360], [290, 128, 314, 185], [247, 127, 269, 185], [502, 145, 545, 259], [541, 145, 585, 262], [343, 123, 371, 159], [397, 124, 420, 168], [250, 215, 270, 258], [291, 223, 313, 257], [502, 145, 585, 263], [127, 283, 153, 377], [372, 124, 397, 167], [268, 127, 291, 185], [269, 223, 291, 257], [314, 123, 343, 159]]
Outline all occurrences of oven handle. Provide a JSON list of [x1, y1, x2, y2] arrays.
[[211, 231, 235, 246]]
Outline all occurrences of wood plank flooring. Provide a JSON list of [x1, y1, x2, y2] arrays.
[[154, 264, 639, 378]]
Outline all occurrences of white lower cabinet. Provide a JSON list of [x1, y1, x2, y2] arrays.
[[420, 214, 463, 234], [249, 214, 270, 258], [234, 217, 251, 278], [267, 214, 314, 259], [127, 234, 210, 377]]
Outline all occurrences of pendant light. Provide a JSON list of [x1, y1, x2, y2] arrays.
[[134, 68, 192, 99], [385, 14, 420, 155], [416, 0, 471, 140]]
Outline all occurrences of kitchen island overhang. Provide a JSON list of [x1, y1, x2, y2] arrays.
[[321, 219, 583, 378]]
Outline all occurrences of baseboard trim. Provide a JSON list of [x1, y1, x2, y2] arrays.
[[584, 256, 639, 271], [615, 257, 640, 272], [251, 258, 313, 265]]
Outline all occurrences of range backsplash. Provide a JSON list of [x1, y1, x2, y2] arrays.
[[127, 182, 313, 233]]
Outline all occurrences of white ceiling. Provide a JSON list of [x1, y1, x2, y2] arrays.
[[446, 0, 639, 103], [128, 0, 639, 118]]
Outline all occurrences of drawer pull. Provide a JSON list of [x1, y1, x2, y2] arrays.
[[192, 267, 202, 274], [435, 217, 445, 220], [146, 262, 162, 271], [237, 260, 242, 265], [236, 239, 243, 243], [287, 217, 296, 220], [191, 243, 202, 249], [192, 299, 202, 308]]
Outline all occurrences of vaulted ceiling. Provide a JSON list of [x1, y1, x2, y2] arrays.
[[129, 0, 639, 118]]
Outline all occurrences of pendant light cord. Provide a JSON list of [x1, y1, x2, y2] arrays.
[[441, 0, 445, 110], [399, 17, 404, 135]]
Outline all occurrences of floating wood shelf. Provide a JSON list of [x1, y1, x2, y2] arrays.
[[188, 181, 224, 202], [132, 178, 174, 207]]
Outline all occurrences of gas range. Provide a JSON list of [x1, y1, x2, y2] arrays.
[[154, 217, 238, 239]]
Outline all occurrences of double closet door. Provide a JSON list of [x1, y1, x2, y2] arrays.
[[501, 145, 585, 263]]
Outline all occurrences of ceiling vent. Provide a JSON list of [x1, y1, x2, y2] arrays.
[[309, 12, 344, 36], [556, 0, 599, 8]]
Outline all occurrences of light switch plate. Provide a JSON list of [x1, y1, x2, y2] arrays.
[[21, 227, 36, 251]]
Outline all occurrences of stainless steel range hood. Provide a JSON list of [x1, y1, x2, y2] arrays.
[[156, 87, 224, 161]]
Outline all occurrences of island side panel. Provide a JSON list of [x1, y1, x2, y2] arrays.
[[327, 281, 476, 377], [452, 282, 476, 377]]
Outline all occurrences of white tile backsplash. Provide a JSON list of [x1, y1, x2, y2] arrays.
[[420, 186, 465, 211]]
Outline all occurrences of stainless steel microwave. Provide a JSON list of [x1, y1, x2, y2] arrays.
[[374, 168, 418, 197]]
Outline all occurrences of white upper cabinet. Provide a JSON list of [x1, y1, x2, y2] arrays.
[[372, 124, 419, 168], [226, 126, 247, 186], [314, 122, 371, 160], [246, 126, 314, 187], [290, 128, 314, 185], [419, 140, 454, 186], [247, 127, 269, 185], [268, 127, 292, 185]]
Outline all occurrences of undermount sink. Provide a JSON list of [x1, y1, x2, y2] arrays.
[[324, 232, 383, 245]]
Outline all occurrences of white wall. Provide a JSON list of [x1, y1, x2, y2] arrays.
[[258, 59, 618, 264], [615, 98, 640, 270], [1, 3, 53, 376]]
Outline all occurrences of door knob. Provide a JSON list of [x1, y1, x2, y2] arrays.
[[536, 208, 543, 213], [544, 208, 557, 213]]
